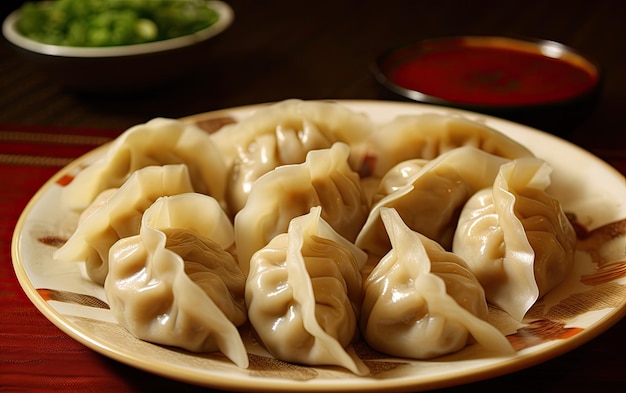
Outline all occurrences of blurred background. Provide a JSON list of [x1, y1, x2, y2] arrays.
[[1, 0, 624, 149]]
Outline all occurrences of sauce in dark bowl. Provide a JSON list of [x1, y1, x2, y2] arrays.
[[373, 36, 602, 136]]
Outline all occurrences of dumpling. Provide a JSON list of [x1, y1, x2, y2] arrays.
[[234, 142, 370, 275], [213, 99, 375, 214], [360, 207, 515, 359], [212, 99, 374, 171], [245, 206, 369, 375], [356, 146, 510, 256], [370, 158, 429, 205], [62, 118, 227, 212], [54, 164, 196, 285], [365, 113, 534, 177], [452, 158, 577, 321], [225, 130, 330, 215], [105, 193, 248, 368]]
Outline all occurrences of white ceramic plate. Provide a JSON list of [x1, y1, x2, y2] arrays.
[[11, 101, 626, 392]]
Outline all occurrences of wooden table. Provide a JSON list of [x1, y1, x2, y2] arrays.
[[1, 1, 625, 392]]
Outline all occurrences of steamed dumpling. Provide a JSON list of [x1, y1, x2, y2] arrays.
[[365, 113, 534, 177], [215, 99, 375, 214], [105, 193, 248, 368], [234, 142, 370, 275], [360, 208, 515, 359], [54, 164, 196, 285], [245, 206, 369, 375], [212, 99, 374, 171], [225, 129, 331, 215], [370, 158, 429, 205], [62, 118, 227, 212], [356, 146, 510, 256], [452, 158, 577, 321]]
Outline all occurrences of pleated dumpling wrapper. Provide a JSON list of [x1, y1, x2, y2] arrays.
[[364, 112, 534, 178], [54, 164, 196, 285], [212, 99, 374, 173], [105, 193, 249, 368], [235, 142, 370, 276], [361, 208, 515, 360], [62, 118, 227, 213], [453, 158, 577, 321], [245, 206, 370, 375], [356, 146, 511, 256], [213, 99, 375, 214]]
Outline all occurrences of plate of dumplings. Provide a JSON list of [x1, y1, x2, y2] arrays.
[[12, 99, 626, 392]]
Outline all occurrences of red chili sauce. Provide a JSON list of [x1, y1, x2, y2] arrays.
[[387, 42, 598, 106]]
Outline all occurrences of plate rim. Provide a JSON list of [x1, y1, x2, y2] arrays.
[[10, 99, 626, 392]]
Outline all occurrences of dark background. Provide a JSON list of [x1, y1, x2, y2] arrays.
[[2, 0, 625, 154]]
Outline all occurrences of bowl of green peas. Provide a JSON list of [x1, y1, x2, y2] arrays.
[[2, 0, 234, 93]]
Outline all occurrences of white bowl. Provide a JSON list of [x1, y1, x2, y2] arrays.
[[2, 1, 234, 93]]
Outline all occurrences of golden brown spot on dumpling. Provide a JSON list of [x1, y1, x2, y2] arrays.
[[193, 116, 237, 134]]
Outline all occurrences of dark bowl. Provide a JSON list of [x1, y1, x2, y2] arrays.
[[372, 35, 602, 137], [2, 1, 234, 94]]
